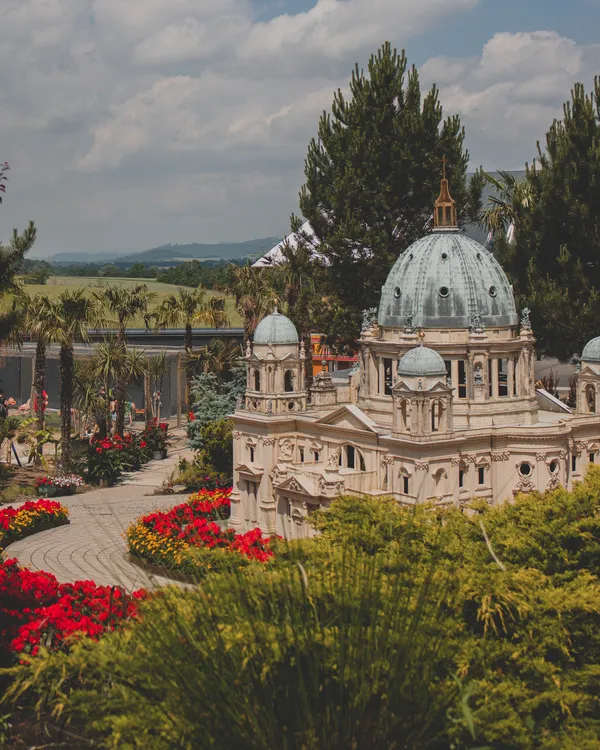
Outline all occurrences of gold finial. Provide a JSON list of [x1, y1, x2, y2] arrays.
[[434, 155, 457, 228]]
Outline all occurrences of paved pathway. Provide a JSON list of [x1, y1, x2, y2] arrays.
[[5, 441, 195, 590]]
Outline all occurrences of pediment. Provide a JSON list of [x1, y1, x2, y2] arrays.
[[235, 463, 264, 477], [274, 475, 315, 495], [393, 379, 450, 395], [315, 404, 378, 434], [578, 365, 600, 378]]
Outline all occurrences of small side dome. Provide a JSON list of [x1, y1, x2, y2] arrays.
[[253, 308, 299, 345], [398, 346, 447, 378], [582, 336, 600, 363]]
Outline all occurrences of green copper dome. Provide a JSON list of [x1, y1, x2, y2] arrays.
[[398, 346, 448, 378], [254, 309, 299, 345], [379, 229, 518, 329], [582, 336, 600, 363]]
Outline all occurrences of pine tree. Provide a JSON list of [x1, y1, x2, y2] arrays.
[[300, 43, 483, 349], [0, 162, 37, 342], [500, 79, 600, 361]]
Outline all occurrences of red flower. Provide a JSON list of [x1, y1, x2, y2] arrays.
[[140, 441, 147, 448]]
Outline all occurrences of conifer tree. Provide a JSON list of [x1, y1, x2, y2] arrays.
[[0, 163, 37, 342], [499, 79, 600, 361], [300, 43, 483, 349]]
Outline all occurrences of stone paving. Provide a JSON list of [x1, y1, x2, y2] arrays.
[[5, 441, 195, 590]]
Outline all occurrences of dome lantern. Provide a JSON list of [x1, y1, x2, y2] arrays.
[[433, 156, 457, 229]]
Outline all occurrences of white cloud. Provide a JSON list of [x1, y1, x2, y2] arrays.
[[421, 31, 600, 167], [1, 0, 599, 256]]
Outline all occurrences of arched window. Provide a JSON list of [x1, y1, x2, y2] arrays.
[[399, 468, 410, 495], [586, 384, 596, 413], [339, 444, 366, 471], [253, 369, 261, 392], [431, 400, 443, 432], [284, 370, 294, 393], [400, 399, 411, 431]]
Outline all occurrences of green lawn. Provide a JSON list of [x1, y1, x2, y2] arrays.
[[20, 277, 242, 328]]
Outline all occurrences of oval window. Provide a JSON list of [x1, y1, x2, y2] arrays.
[[409, 254, 414, 261], [288, 401, 295, 411], [549, 460, 559, 474], [476, 253, 482, 260], [489, 286, 497, 297], [441, 252, 448, 260], [394, 287, 401, 299], [518, 462, 532, 477], [439, 287, 450, 298]]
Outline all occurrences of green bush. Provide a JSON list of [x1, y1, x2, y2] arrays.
[[5, 547, 462, 749], [9, 470, 600, 748]]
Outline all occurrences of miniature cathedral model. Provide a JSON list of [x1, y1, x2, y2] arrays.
[[231, 166, 600, 539]]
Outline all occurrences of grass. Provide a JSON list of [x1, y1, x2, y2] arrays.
[[18, 277, 242, 328]]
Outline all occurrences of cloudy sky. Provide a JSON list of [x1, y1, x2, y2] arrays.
[[2, 0, 600, 257]]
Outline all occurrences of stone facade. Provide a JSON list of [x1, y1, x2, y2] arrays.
[[230, 181, 600, 539]]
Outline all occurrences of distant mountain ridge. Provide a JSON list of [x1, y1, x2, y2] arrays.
[[45, 237, 280, 265]]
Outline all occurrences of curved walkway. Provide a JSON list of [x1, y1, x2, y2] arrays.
[[5, 445, 194, 590]]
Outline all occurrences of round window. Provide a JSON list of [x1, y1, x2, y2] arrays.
[[439, 286, 450, 298], [518, 463, 532, 477], [489, 286, 497, 297], [441, 252, 448, 260], [288, 401, 295, 411], [476, 252, 482, 260], [549, 460, 559, 474], [394, 287, 401, 299]]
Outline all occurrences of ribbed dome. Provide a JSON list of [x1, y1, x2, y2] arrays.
[[254, 309, 299, 345], [582, 336, 600, 363], [378, 229, 518, 329], [397, 346, 448, 378]]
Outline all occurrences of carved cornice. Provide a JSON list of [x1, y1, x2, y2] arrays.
[[262, 437, 276, 446], [450, 457, 461, 466], [415, 462, 429, 471], [232, 431, 242, 440], [535, 453, 547, 462], [461, 453, 477, 464], [559, 450, 568, 459], [491, 452, 510, 462]]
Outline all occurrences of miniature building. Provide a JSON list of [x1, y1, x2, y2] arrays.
[[231, 170, 600, 539]]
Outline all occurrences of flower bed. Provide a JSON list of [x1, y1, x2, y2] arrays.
[[87, 432, 151, 484], [0, 557, 146, 662], [140, 420, 169, 456], [0, 499, 69, 549], [35, 475, 84, 497], [127, 488, 275, 576]]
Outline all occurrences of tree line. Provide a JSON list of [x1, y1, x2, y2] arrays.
[[18, 257, 246, 290], [228, 44, 600, 363]]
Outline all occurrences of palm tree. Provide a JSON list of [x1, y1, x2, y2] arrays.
[[188, 339, 241, 379], [26, 295, 55, 435], [95, 284, 155, 434], [480, 170, 533, 243], [48, 290, 97, 469], [155, 287, 221, 398], [225, 264, 275, 339], [146, 352, 169, 423]]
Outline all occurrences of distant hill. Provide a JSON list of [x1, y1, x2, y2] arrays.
[[44, 237, 280, 266], [45, 250, 132, 264], [118, 238, 280, 265]]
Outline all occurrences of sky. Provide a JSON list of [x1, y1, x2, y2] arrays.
[[2, 0, 600, 257]]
